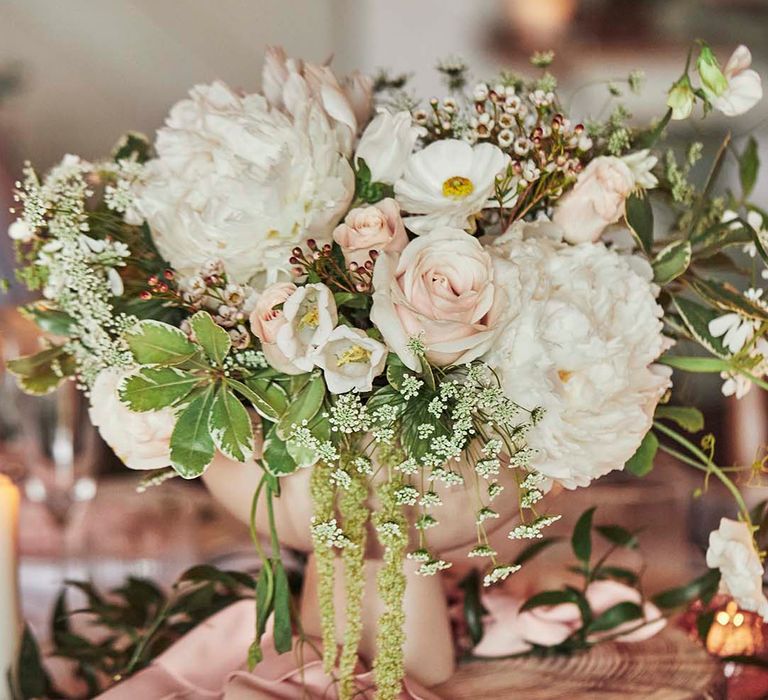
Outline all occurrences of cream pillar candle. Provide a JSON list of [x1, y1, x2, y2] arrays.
[[0, 475, 20, 699]]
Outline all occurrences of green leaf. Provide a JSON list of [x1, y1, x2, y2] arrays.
[[691, 221, 752, 258], [696, 609, 716, 642], [125, 320, 197, 366], [652, 240, 691, 285], [625, 192, 654, 254], [20, 303, 76, 336], [520, 589, 579, 612], [459, 570, 488, 646], [571, 507, 596, 565], [592, 566, 639, 585], [250, 562, 275, 669], [740, 136, 759, 198], [170, 388, 216, 478], [586, 601, 643, 634], [652, 569, 721, 609], [635, 108, 671, 149], [7, 345, 76, 395], [272, 560, 293, 654], [333, 292, 370, 310], [658, 355, 730, 373], [625, 431, 658, 477], [264, 431, 299, 476], [233, 378, 289, 422], [209, 385, 254, 463], [671, 296, 728, 358], [276, 373, 325, 441], [385, 353, 408, 391], [15, 624, 52, 699], [654, 405, 704, 433], [190, 311, 231, 366], [690, 277, 768, 322], [595, 524, 638, 549], [118, 367, 199, 411], [512, 537, 563, 567]]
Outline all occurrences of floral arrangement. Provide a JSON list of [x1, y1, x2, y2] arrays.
[[7, 41, 768, 698]]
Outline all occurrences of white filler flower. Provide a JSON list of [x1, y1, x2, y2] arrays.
[[707, 518, 768, 620], [135, 81, 353, 285], [486, 233, 670, 488], [395, 139, 509, 234]]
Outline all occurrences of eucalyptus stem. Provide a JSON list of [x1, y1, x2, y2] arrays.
[[653, 421, 752, 524]]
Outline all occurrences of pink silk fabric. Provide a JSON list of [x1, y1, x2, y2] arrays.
[[96, 600, 439, 699]]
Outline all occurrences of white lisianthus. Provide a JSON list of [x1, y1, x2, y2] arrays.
[[275, 283, 337, 372], [395, 139, 510, 234], [703, 45, 763, 118], [88, 369, 175, 470], [707, 518, 768, 620], [262, 45, 373, 154], [313, 325, 387, 394], [355, 110, 423, 184], [486, 234, 671, 488], [134, 80, 354, 285]]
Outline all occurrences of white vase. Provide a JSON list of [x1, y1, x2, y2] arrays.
[[202, 452, 520, 687]]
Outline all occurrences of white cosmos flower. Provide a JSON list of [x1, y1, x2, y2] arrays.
[[708, 46, 763, 118], [706, 518, 768, 621], [134, 80, 354, 286], [394, 139, 510, 234], [312, 325, 387, 394], [485, 232, 670, 488]]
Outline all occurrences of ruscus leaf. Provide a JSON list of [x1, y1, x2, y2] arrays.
[[625, 192, 654, 254], [654, 405, 704, 433], [625, 431, 658, 477], [571, 507, 596, 566]]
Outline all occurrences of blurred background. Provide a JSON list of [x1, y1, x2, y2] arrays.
[[0, 0, 767, 647]]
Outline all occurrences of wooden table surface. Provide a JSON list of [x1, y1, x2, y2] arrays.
[[433, 628, 724, 699]]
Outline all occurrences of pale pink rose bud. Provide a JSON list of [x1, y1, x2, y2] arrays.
[[332, 198, 409, 268], [249, 282, 303, 374]]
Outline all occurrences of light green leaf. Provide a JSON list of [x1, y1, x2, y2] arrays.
[[625, 431, 658, 477], [209, 385, 254, 463], [170, 388, 216, 478], [671, 296, 728, 358], [655, 405, 704, 432], [125, 320, 197, 366], [691, 221, 752, 258], [625, 192, 653, 254], [276, 373, 325, 441], [740, 136, 759, 198], [118, 367, 199, 412], [20, 304, 76, 336], [242, 378, 289, 421], [7, 345, 76, 395], [190, 311, 231, 366], [264, 432, 300, 476], [571, 507, 596, 565], [229, 378, 282, 422], [652, 240, 691, 285], [658, 355, 730, 373]]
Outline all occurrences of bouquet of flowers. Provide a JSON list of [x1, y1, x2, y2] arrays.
[[8, 40, 768, 698]]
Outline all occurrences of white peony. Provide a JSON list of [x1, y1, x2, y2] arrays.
[[88, 369, 174, 470], [395, 139, 509, 234], [706, 518, 768, 620], [312, 325, 387, 394], [134, 80, 354, 286], [485, 231, 671, 488], [355, 110, 423, 184]]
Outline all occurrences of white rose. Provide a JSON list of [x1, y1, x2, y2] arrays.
[[313, 325, 387, 394], [88, 369, 174, 470], [706, 517, 768, 620], [275, 283, 338, 371], [355, 110, 423, 185]]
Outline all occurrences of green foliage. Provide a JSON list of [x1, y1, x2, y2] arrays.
[[190, 311, 231, 367], [125, 320, 197, 366], [354, 157, 395, 204], [11, 625, 52, 700], [571, 507, 596, 565], [512, 537, 563, 567], [459, 570, 488, 646], [7, 345, 77, 395], [586, 601, 643, 634], [655, 405, 704, 433], [625, 431, 658, 477], [652, 569, 720, 609], [169, 387, 216, 478], [671, 296, 728, 358], [209, 384, 254, 463], [652, 240, 691, 285], [118, 367, 199, 411], [625, 192, 654, 254], [20, 303, 76, 336], [690, 277, 768, 322], [275, 372, 325, 440], [740, 136, 760, 198], [595, 524, 638, 550]]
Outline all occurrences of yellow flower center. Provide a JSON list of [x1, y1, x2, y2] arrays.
[[558, 369, 573, 383], [336, 344, 371, 367], [299, 307, 319, 329], [442, 176, 474, 200]]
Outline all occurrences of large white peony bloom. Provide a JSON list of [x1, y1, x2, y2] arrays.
[[395, 139, 509, 234], [485, 229, 671, 488], [88, 369, 175, 470], [134, 80, 354, 285]]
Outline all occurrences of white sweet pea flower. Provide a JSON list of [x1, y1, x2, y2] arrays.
[[621, 149, 658, 189], [355, 110, 423, 185], [706, 518, 768, 621], [313, 325, 387, 394], [395, 139, 510, 234], [705, 45, 763, 117], [275, 283, 337, 371], [708, 288, 764, 354]]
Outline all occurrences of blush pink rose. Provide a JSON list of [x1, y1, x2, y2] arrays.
[[332, 198, 409, 268], [370, 227, 503, 371], [249, 282, 303, 374], [553, 156, 635, 244]]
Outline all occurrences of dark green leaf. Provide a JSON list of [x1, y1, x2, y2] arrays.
[[170, 387, 216, 478], [596, 524, 638, 549], [276, 373, 325, 441], [652, 240, 691, 285], [586, 601, 643, 634], [209, 385, 254, 463], [520, 589, 579, 612], [740, 136, 759, 198], [125, 320, 197, 366], [690, 277, 768, 322], [654, 405, 704, 433], [571, 507, 596, 565], [14, 625, 52, 699], [118, 367, 199, 411], [272, 560, 293, 654], [625, 192, 654, 254], [264, 431, 299, 476], [671, 296, 728, 358], [20, 303, 76, 336], [652, 569, 721, 609], [512, 537, 563, 567], [190, 311, 231, 366], [696, 609, 716, 642], [592, 566, 639, 585], [250, 563, 275, 669], [232, 377, 289, 422], [459, 570, 488, 646], [625, 431, 658, 477]]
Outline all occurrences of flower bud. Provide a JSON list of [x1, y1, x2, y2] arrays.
[[667, 75, 695, 120], [697, 43, 728, 98]]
